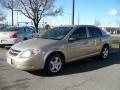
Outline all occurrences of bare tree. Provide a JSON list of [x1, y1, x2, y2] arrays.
[[94, 19, 101, 26], [0, 13, 6, 21], [1, 0, 18, 9], [1, 0, 18, 25], [1, 0, 63, 32]]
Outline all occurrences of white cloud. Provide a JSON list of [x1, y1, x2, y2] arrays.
[[109, 8, 119, 16]]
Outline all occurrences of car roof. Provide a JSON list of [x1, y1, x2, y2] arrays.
[[56, 25, 98, 28], [1, 26, 33, 31]]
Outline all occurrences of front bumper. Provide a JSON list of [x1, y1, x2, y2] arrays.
[[7, 54, 45, 71]]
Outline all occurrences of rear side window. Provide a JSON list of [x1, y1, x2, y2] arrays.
[[25, 27, 32, 33], [88, 27, 102, 38]]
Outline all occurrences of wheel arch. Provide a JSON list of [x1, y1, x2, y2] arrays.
[[100, 43, 110, 59], [44, 51, 65, 66], [102, 43, 110, 49]]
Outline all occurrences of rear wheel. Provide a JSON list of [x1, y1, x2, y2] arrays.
[[23, 38, 27, 40], [100, 46, 109, 59], [0, 45, 5, 48], [45, 54, 64, 75]]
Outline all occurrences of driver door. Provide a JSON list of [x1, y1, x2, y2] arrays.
[[67, 27, 90, 61]]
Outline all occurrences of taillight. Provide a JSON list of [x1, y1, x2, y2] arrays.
[[10, 33, 17, 38]]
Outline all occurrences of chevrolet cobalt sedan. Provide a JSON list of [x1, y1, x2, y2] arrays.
[[7, 25, 111, 74]]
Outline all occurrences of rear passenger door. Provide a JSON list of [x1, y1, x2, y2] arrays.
[[24, 27, 33, 38], [87, 26, 102, 53], [16, 27, 26, 41]]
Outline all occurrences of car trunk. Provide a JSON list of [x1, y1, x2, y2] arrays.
[[0, 31, 17, 39]]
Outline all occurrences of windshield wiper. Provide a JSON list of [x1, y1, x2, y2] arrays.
[[48, 37, 60, 40], [39, 37, 49, 39]]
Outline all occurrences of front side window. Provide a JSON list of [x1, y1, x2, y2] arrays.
[[88, 27, 102, 38], [69, 27, 87, 41], [25, 27, 32, 33], [40, 27, 73, 40], [19, 27, 26, 33]]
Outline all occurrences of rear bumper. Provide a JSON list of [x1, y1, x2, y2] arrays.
[[0, 38, 17, 46]]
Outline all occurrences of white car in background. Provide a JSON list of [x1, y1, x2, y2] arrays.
[[0, 26, 37, 47]]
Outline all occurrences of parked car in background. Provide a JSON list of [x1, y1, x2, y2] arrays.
[[7, 25, 111, 75], [0, 26, 37, 47], [0, 25, 7, 31]]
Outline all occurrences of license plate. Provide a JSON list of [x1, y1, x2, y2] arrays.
[[1, 40, 7, 43], [7, 57, 12, 64]]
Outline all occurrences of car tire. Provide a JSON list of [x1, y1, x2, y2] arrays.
[[100, 45, 109, 60], [0, 45, 5, 48], [24, 38, 27, 40], [45, 54, 64, 75]]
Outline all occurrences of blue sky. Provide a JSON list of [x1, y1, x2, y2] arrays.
[[55, 0, 120, 25], [1, 0, 120, 26]]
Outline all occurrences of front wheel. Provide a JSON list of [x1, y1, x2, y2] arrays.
[[45, 54, 64, 75], [100, 46, 109, 60]]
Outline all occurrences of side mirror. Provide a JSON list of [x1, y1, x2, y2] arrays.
[[68, 38, 76, 42]]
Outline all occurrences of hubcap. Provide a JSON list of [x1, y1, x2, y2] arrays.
[[102, 48, 109, 59], [49, 57, 62, 73]]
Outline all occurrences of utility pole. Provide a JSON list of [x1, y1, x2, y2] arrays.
[[78, 12, 79, 25], [17, 11, 18, 26], [15, 10, 19, 26], [12, 0, 14, 26], [72, 0, 75, 25]]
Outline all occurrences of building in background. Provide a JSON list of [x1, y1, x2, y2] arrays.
[[99, 25, 120, 35]]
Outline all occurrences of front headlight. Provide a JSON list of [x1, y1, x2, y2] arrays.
[[20, 49, 42, 58]]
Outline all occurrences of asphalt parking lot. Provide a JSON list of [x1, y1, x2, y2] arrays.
[[0, 47, 120, 90]]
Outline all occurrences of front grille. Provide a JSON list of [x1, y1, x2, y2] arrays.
[[9, 48, 21, 56]]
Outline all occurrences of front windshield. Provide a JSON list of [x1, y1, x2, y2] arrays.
[[40, 27, 73, 40]]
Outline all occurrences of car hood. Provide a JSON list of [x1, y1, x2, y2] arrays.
[[11, 38, 58, 51]]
